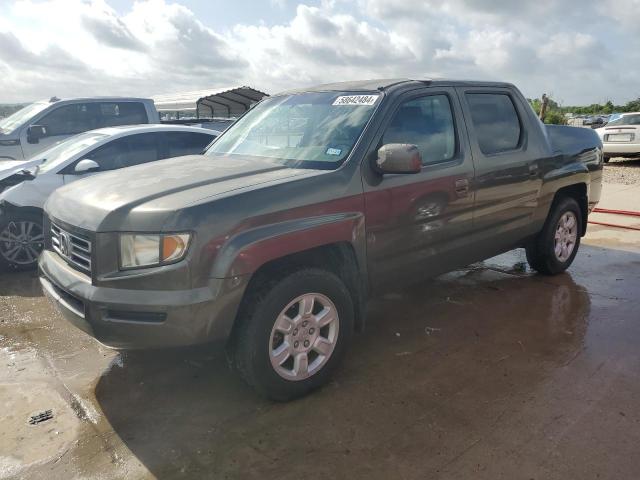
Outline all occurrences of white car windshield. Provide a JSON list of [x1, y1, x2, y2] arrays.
[[205, 91, 380, 169], [37, 132, 109, 173], [0, 103, 50, 134]]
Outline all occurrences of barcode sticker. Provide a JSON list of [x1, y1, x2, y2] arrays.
[[326, 147, 342, 156], [332, 95, 379, 106]]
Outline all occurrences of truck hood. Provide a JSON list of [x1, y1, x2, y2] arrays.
[[45, 154, 319, 232]]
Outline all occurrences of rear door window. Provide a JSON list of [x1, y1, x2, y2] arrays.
[[382, 94, 457, 165], [38, 103, 101, 136], [99, 102, 148, 127], [165, 132, 216, 158], [465, 93, 522, 155], [122, 133, 160, 166]]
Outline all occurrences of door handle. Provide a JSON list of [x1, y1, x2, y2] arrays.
[[529, 164, 539, 178], [455, 178, 469, 197]]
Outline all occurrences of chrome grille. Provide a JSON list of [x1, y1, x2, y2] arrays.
[[51, 223, 92, 274]]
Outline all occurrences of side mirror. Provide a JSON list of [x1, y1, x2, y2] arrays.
[[27, 125, 47, 144], [376, 143, 422, 174], [74, 159, 100, 174]]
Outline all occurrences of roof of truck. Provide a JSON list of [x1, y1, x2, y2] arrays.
[[34, 96, 153, 104], [278, 78, 516, 95]]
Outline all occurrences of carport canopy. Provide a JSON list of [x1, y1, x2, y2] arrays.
[[153, 86, 269, 119]]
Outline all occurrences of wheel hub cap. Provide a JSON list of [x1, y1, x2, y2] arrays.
[[269, 293, 339, 381], [554, 211, 578, 262]]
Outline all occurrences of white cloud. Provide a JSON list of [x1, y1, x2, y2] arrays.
[[598, 0, 640, 29], [0, 0, 638, 104], [232, 5, 416, 89]]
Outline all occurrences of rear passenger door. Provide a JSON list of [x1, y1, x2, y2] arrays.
[[362, 88, 477, 290], [457, 88, 543, 257]]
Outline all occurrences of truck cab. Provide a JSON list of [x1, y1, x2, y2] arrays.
[[0, 97, 159, 162]]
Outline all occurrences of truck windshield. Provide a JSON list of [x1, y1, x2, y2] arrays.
[[0, 102, 50, 134], [37, 132, 108, 173], [205, 91, 380, 169]]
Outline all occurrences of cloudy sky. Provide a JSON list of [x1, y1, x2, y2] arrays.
[[0, 0, 638, 105]]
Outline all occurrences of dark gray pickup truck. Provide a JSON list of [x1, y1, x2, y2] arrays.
[[39, 79, 603, 400]]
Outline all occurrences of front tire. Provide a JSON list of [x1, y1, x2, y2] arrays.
[[230, 268, 354, 401], [526, 197, 582, 275], [0, 211, 45, 271]]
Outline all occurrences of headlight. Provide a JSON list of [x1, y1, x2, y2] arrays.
[[119, 233, 191, 269]]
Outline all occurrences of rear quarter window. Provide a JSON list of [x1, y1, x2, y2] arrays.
[[99, 102, 148, 127], [466, 93, 522, 155], [165, 132, 216, 158]]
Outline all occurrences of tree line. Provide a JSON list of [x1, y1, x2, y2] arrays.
[[528, 96, 640, 125]]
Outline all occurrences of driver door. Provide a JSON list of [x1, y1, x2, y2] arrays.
[[21, 103, 100, 159], [362, 88, 477, 290]]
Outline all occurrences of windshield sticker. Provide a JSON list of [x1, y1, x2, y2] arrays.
[[326, 147, 342, 156], [332, 95, 379, 106]]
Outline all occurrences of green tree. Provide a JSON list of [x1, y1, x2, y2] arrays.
[[528, 95, 566, 124], [626, 98, 640, 112], [543, 110, 567, 125], [602, 101, 614, 114]]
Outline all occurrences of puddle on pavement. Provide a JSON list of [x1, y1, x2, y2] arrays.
[[89, 249, 599, 478], [0, 382, 81, 478]]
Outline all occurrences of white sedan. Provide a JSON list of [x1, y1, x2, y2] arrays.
[[596, 112, 640, 162], [0, 124, 218, 269]]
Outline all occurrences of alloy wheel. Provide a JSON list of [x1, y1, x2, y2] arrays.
[[0, 221, 44, 266], [268, 293, 340, 381], [554, 211, 578, 262]]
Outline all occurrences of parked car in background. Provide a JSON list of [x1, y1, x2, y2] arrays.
[[0, 124, 218, 269], [39, 79, 602, 400], [0, 97, 160, 162], [596, 112, 640, 162]]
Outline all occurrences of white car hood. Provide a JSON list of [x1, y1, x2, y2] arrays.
[[0, 159, 43, 181]]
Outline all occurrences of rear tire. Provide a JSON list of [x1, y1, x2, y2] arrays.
[[526, 197, 582, 275], [0, 211, 44, 271], [603, 156, 610, 163], [230, 268, 354, 401]]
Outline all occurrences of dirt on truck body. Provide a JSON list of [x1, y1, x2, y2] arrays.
[[38, 79, 603, 400]]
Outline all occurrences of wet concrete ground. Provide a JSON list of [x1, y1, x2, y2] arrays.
[[1, 226, 639, 479]]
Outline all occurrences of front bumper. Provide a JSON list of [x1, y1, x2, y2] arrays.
[[39, 249, 247, 349]]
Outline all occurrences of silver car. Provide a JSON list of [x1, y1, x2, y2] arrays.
[[0, 124, 218, 269]]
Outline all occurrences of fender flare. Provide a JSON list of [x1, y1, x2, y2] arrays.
[[210, 212, 367, 280]]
